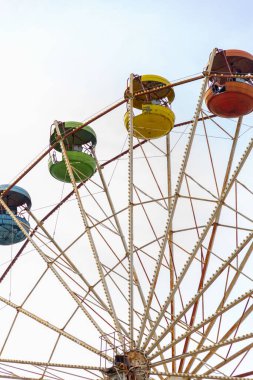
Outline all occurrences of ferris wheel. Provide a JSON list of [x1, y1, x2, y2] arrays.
[[0, 47, 253, 380]]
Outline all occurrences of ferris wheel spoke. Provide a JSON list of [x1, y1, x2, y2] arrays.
[[133, 179, 188, 344], [85, 206, 128, 231], [151, 333, 253, 367], [148, 232, 253, 358], [183, 139, 252, 373], [54, 121, 125, 345], [133, 185, 170, 210], [201, 113, 220, 197], [85, 212, 123, 237], [98, 268, 165, 337], [134, 241, 171, 373], [190, 302, 253, 375], [0, 139, 147, 287], [177, 195, 218, 204], [236, 179, 253, 195], [0, 95, 129, 207], [0, 311, 19, 358], [178, 116, 244, 372], [203, 342, 253, 377], [0, 295, 112, 362], [83, 184, 119, 233], [127, 73, 135, 346], [178, 202, 217, 367], [169, 197, 177, 373], [0, 265, 50, 357], [40, 286, 124, 379], [0, 358, 104, 380], [201, 110, 234, 140], [184, 173, 253, 224], [187, 246, 253, 373], [79, 217, 168, 328], [0, 178, 89, 285], [141, 208, 234, 353], [76, 157, 164, 341], [149, 287, 253, 362], [179, 239, 252, 370], [125, 79, 172, 370], [133, 195, 175, 208], [184, 173, 220, 200], [59, 206, 128, 259], [136, 51, 218, 349], [3, 258, 100, 378], [99, 261, 172, 372], [135, 240, 175, 374], [40, 332, 63, 379], [0, 358, 103, 378], [0, 198, 117, 346], [141, 131, 253, 352]]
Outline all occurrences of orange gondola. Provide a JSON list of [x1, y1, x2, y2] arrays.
[[204, 49, 253, 118]]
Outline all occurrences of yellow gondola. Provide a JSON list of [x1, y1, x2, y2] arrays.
[[124, 74, 175, 139], [124, 104, 175, 139], [125, 74, 175, 109]]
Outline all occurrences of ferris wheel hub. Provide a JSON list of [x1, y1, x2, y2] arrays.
[[103, 349, 149, 380]]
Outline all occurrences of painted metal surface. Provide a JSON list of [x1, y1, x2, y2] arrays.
[[50, 122, 97, 152], [210, 49, 253, 77], [124, 104, 175, 139], [49, 121, 97, 183], [124, 74, 176, 139], [0, 185, 31, 245], [205, 81, 253, 118], [0, 184, 32, 209], [0, 214, 30, 245], [48, 150, 96, 182], [206, 49, 253, 117]]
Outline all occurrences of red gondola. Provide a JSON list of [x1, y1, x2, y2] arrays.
[[205, 49, 253, 118]]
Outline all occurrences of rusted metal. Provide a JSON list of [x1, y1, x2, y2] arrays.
[[235, 371, 253, 378], [205, 81, 253, 118]]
